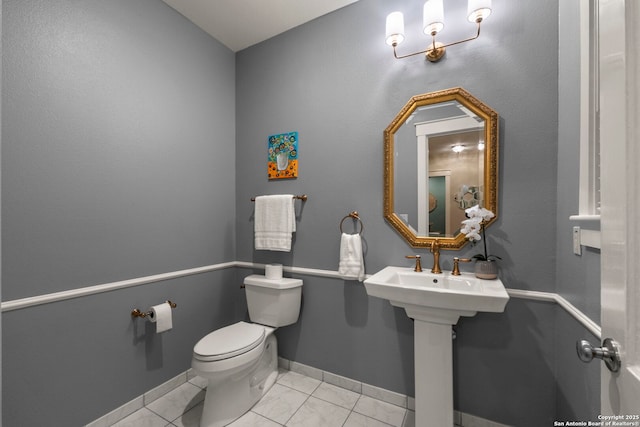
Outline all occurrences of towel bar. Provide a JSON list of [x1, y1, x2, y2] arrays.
[[251, 194, 307, 202]]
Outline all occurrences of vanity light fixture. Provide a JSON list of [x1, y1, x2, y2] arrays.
[[478, 141, 485, 150], [385, 0, 492, 62]]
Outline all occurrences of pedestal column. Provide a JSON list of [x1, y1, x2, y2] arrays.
[[399, 305, 470, 427], [414, 319, 453, 427]]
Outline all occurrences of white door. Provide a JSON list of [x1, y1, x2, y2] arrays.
[[599, 0, 640, 414]]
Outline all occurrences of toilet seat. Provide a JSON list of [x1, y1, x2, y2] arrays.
[[193, 322, 265, 362]]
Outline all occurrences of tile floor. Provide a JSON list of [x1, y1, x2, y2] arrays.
[[110, 369, 415, 427]]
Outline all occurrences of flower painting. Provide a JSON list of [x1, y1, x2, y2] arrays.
[[268, 132, 298, 179]]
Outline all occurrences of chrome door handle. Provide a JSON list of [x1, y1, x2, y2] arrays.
[[576, 338, 621, 373]]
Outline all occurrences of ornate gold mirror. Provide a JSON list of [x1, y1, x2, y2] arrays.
[[384, 87, 498, 249]]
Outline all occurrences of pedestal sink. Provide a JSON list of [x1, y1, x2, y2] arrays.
[[364, 266, 509, 427]]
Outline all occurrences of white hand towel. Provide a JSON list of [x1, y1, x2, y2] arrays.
[[254, 194, 296, 252], [338, 233, 365, 281]]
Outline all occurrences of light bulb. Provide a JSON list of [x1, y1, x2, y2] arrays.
[[386, 12, 405, 46], [468, 0, 492, 23], [423, 0, 444, 35]]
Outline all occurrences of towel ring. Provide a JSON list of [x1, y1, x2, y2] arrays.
[[339, 211, 364, 235]]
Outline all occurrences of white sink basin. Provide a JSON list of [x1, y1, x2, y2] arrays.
[[364, 266, 510, 425], [364, 266, 509, 324]]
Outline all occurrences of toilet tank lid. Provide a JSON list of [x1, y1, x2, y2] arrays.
[[244, 274, 303, 289]]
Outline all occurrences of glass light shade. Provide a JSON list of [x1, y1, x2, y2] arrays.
[[423, 0, 444, 35], [385, 12, 405, 46], [452, 144, 465, 153], [467, 0, 492, 22]]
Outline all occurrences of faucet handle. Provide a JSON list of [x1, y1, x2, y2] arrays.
[[406, 255, 423, 272], [452, 257, 472, 276]]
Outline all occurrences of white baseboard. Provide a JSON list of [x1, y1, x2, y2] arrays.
[[86, 360, 512, 427], [84, 370, 192, 427]]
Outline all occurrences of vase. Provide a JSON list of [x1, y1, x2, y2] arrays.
[[474, 260, 498, 280]]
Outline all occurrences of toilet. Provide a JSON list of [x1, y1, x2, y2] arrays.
[[191, 274, 303, 427]]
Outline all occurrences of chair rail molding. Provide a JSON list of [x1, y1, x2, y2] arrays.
[[1, 261, 600, 339]]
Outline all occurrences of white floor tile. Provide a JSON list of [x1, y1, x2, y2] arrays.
[[311, 382, 360, 410], [277, 370, 321, 394], [86, 396, 144, 427], [285, 396, 350, 427], [146, 382, 204, 422], [277, 367, 289, 380], [251, 383, 309, 424], [145, 373, 187, 405], [353, 395, 407, 427], [188, 375, 208, 389], [227, 411, 283, 427], [110, 408, 170, 427], [96, 366, 427, 427], [344, 411, 395, 427], [172, 402, 203, 427]]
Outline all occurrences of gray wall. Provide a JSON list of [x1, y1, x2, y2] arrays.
[[2, 0, 238, 424], [2, 0, 236, 301], [236, 0, 596, 425], [1, 0, 602, 425]]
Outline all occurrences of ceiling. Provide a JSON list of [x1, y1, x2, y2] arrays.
[[161, 0, 359, 52]]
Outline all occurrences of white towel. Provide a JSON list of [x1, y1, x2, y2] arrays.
[[338, 233, 365, 281], [254, 194, 296, 252]]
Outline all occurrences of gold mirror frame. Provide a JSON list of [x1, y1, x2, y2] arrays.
[[384, 87, 499, 249]]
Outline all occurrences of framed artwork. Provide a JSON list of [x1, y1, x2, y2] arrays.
[[268, 131, 298, 179]]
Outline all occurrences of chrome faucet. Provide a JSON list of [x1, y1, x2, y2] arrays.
[[430, 239, 442, 274], [405, 255, 423, 272]]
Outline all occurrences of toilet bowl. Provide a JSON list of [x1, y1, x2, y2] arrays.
[[192, 274, 303, 427], [192, 322, 278, 427]]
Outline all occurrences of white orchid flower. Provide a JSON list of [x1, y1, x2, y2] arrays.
[[466, 230, 482, 241], [460, 206, 499, 262], [461, 206, 495, 242], [460, 218, 480, 232], [460, 218, 482, 241], [465, 205, 495, 222]]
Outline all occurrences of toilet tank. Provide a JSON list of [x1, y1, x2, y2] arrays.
[[243, 275, 303, 327]]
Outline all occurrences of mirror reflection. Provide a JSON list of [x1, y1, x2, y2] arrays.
[[384, 88, 498, 249]]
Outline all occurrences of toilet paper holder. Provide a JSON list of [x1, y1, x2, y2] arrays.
[[131, 300, 177, 319]]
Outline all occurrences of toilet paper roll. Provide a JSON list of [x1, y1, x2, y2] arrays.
[[265, 263, 283, 280], [149, 303, 173, 333]]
